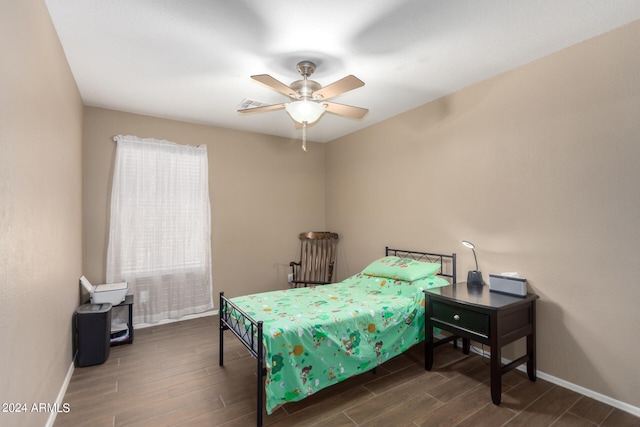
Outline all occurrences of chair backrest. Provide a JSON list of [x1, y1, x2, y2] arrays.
[[294, 232, 339, 286]]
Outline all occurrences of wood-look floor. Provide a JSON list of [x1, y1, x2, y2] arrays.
[[55, 315, 639, 427]]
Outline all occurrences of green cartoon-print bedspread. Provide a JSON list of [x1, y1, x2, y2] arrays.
[[230, 272, 449, 414]]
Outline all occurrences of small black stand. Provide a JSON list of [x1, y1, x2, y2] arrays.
[[111, 295, 134, 346]]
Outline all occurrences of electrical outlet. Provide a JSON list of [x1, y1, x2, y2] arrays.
[[287, 273, 293, 283]]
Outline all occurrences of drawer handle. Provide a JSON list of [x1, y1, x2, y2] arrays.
[[453, 314, 460, 321]]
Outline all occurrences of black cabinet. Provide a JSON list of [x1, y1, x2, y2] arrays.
[[75, 303, 112, 366]]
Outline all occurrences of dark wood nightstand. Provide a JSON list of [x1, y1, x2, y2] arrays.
[[424, 283, 539, 404]]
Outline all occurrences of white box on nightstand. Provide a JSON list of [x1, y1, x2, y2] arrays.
[[489, 274, 527, 297]]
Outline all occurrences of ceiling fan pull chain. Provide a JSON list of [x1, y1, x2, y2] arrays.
[[302, 122, 307, 152]]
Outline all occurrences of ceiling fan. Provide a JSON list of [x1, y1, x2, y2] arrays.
[[238, 61, 368, 151]]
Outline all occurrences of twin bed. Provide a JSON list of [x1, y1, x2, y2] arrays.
[[219, 247, 457, 426]]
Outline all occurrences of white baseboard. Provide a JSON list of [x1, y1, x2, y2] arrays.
[[134, 309, 217, 330], [46, 358, 75, 427], [466, 344, 640, 418]]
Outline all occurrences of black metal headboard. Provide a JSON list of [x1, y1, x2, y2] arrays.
[[385, 246, 457, 284]]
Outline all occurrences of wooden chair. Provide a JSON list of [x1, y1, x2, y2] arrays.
[[289, 232, 339, 287]]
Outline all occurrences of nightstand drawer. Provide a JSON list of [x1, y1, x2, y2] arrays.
[[431, 301, 489, 337]]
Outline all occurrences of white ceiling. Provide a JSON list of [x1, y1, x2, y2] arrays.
[[45, 1, 640, 143]]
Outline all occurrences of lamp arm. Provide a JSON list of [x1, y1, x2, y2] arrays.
[[471, 248, 479, 271]]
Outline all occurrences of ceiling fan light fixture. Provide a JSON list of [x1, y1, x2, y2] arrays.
[[285, 100, 325, 124]]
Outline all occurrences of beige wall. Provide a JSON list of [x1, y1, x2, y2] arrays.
[[326, 20, 640, 408], [3, 0, 638, 420], [82, 108, 327, 299], [0, 1, 84, 426]]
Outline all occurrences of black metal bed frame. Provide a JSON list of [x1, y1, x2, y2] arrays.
[[384, 246, 457, 285], [219, 247, 457, 427]]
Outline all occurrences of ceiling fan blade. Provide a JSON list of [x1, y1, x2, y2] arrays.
[[323, 102, 369, 119], [313, 75, 364, 100], [237, 103, 285, 114], [251, 74, 299, 99]]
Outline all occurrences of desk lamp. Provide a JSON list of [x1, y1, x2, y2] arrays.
[[462, 240, 484, 286]]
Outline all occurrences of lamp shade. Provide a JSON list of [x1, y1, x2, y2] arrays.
[[285, 100, 325, 123], [461, 240, 475, 250]]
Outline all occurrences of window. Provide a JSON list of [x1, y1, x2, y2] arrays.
[[106, 135, 213, 324]]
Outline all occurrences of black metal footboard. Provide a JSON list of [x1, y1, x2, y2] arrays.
[[219, 292, 265, 427]]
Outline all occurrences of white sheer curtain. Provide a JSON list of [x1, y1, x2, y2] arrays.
[[107, 135, 213, 325]]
